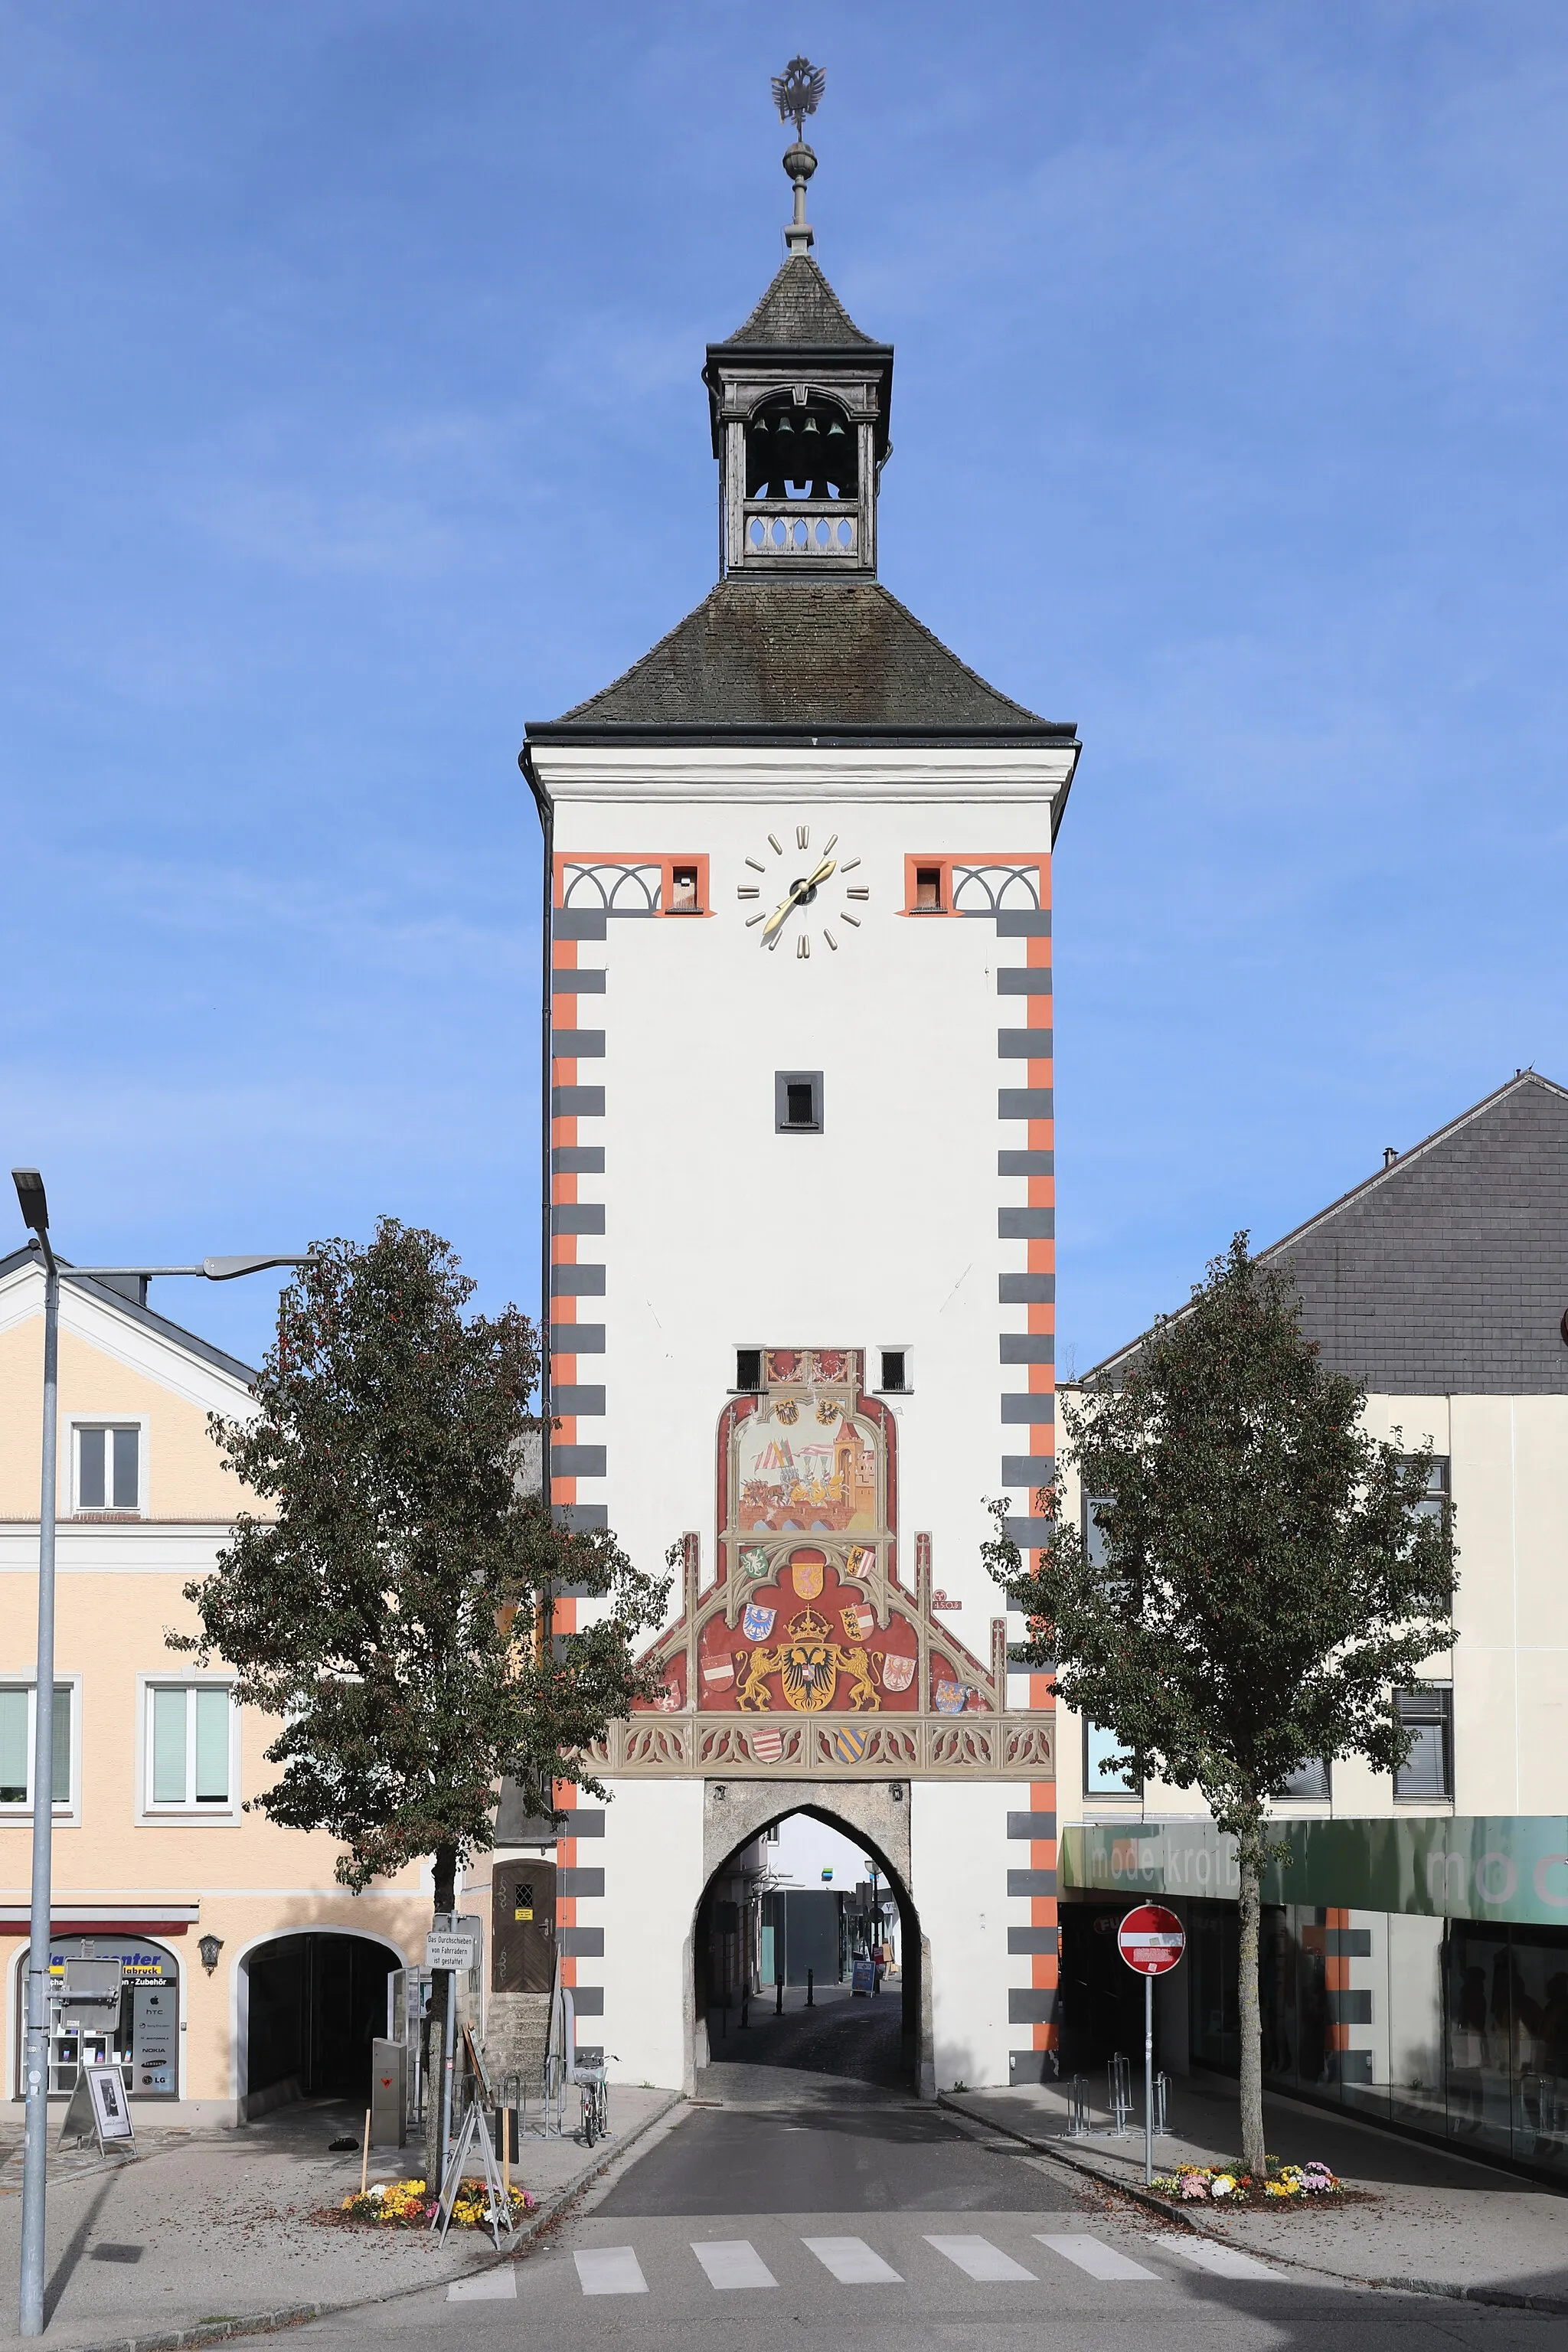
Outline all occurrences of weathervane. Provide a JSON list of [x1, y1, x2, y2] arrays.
[[773, 56, 825, 256], [772, 55, 826, 142]]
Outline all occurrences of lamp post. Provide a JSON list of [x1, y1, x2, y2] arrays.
[[9, 1170, 310, 2340]]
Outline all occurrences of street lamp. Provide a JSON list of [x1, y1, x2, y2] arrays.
[[9, 1170, 312, 2341]]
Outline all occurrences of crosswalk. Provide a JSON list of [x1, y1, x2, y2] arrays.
[[485, 2229, 1288, 2302]]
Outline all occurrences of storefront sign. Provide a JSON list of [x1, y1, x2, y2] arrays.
[[132, 1984, 175, 2093], [1063, 1815, 1568, 1926]]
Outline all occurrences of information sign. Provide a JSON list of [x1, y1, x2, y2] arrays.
[[1116, 1903, 1185, 1976], [425, 1931, 479, 1971]]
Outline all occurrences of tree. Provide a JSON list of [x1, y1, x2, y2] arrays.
[[172, 1217, 668, 1923], [985, 1235, 1456, 2178]]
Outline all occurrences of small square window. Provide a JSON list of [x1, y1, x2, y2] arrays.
[[913, 866, 943, 912], [775, 1071, 823, 1133], [75, 1423, 141, 1514], [736, 1349, 763, 1393], [878, 1350, 910, 1393], [1395, 1686, 1452, 1800], [670, 864, 701, 912]]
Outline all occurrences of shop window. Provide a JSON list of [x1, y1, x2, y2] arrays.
[[1395, 1687, 1452, 1800], [74, 1423, 141, 1514], [143, 1684, 235, 1812], [24, 1935, 180, 2101], [0, 1684, 73, 1811]]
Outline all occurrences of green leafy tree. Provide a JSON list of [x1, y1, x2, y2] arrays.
[[985, 1235, 1456, 2177], [172, 1217, 668, 1929]]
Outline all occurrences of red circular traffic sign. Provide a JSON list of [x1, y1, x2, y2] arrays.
[[1117, 1903, 1185, 1976]]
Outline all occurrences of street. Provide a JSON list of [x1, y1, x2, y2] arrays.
[[276, 2073, 1560, 2352]]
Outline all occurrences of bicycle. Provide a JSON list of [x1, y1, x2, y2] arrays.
[[579, 2070, 608, 2147]]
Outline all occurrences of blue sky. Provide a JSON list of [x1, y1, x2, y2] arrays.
[[3, 2, 1566, 1377]]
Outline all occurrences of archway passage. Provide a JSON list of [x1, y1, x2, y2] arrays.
[[694, 1805, 922, 2096], [244, 1933, 397, 2106]]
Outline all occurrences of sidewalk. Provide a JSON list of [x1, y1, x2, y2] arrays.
[[0, 2086, 678, 2352], [943, 2068, 1568, 2313]]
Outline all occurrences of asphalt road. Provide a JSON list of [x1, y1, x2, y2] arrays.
[[282, 2089, 1560, 2350]]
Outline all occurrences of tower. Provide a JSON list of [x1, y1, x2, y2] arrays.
[[518, 64, 1079, 2099]]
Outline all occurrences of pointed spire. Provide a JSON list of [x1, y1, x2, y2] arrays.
[[771, 55, 826, 256]]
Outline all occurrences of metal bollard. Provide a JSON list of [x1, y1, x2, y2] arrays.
[[1154, 2070, 1169, 2137], [775, 1980, 784, 2017], [1063, 2074, 1090, 2138], [740, 1993, 750, 2030], [806, 1968, 815, 2008], [1108, 2051, 1132, 2135]]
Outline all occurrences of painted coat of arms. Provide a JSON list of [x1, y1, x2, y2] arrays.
[[743, 1603, 776, 1641], [734, 1606, 880, 1714]]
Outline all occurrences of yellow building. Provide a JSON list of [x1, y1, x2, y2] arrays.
[[0, 1247, 430, 2125]]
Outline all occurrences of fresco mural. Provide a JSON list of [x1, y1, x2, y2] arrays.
[[631, 1347, 998, 1726]]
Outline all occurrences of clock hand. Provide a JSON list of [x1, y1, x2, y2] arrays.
[[760, 858, 839, 943]]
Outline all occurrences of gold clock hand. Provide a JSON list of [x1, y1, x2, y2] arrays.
[[760, 856, 839, 943]]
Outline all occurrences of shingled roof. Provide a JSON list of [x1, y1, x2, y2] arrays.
[[530, 577, 1073, 742], [1088, 1073, 1568, 1396], [718, 254, 884, 350]]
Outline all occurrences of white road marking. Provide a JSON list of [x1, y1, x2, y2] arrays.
[[691, 2239, 777, 2289], [802, 2236, 904, 2284], [1035, 2233, 1159, 2281], [446, 2269, 518, 2301], [574, 2246, 649, 2295], [1152, 2236, 1282, 2280], [925, 2234, 1036, 2282]]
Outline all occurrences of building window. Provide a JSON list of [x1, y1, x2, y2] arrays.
[[1083, 1495, 1112, 1568], [877, 1349, 910, 1394], [1406, 1455, 1451, 1527], [145, 1684, 234, 1811], [775, 1071, 823, 1133], [0, 1684, 73, 1811], [1395, 1687, 1452, 1800], [74, 1423, 141, 1514], [913, 866, 942, 911], [1085, 1719, 1138, 1796], [735, 1348, 763, 1393], [670, 864, 701, 912], [1276, 1756, 1331, 1799]]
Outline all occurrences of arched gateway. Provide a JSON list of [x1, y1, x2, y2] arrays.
[[513, 101, 1077, 2102]]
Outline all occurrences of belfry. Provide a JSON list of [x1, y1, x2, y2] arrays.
[[515, 58, 1080, 2097]]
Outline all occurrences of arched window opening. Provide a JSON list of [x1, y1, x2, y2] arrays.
[[745, 394, 858, 501]]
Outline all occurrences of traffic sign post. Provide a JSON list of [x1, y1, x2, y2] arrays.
[[1117, 1905, 1185, 2186]]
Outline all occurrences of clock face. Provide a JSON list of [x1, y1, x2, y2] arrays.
[[735, 824, 871, 959]]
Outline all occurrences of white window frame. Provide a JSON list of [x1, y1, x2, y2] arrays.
[[0, 1677, 83, 1825], [68, 1415, 149, 1519], [136, 1676, 240, 1824]]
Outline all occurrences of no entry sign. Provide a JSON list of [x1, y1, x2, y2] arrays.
[[1117, 1903, 1185, 1976]]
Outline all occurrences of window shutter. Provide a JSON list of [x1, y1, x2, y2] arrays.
[[51, 1687, 70, 1803]]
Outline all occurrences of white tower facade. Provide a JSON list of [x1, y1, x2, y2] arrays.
[[517, 122, 1079, 2097]]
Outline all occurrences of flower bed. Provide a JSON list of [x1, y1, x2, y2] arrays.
[[1150, 2160, 1341, 2207], [332, 2177, 537, 2228]]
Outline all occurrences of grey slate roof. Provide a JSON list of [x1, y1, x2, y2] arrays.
[[1089, 1075, 1568, 1396], [533, 577, 1074, 742], [0, 1244, 258, 1386], [718, 254, 882, 350]]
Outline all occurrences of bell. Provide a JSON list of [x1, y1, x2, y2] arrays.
[[774, 413, 795, 436], [802, 414, 820, 434], [825, 420, 846, 438]]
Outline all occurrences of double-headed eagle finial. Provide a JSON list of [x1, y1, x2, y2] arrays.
[[772, 55, 825, 142]]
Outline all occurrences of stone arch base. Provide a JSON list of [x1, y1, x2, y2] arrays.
[[702, 1777, 910, 1885]]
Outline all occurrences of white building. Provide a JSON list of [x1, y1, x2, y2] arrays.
[[492, 120, 1075, 2098]]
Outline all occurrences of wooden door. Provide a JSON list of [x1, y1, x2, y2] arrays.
[[492, 1860, 557, 1994]]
